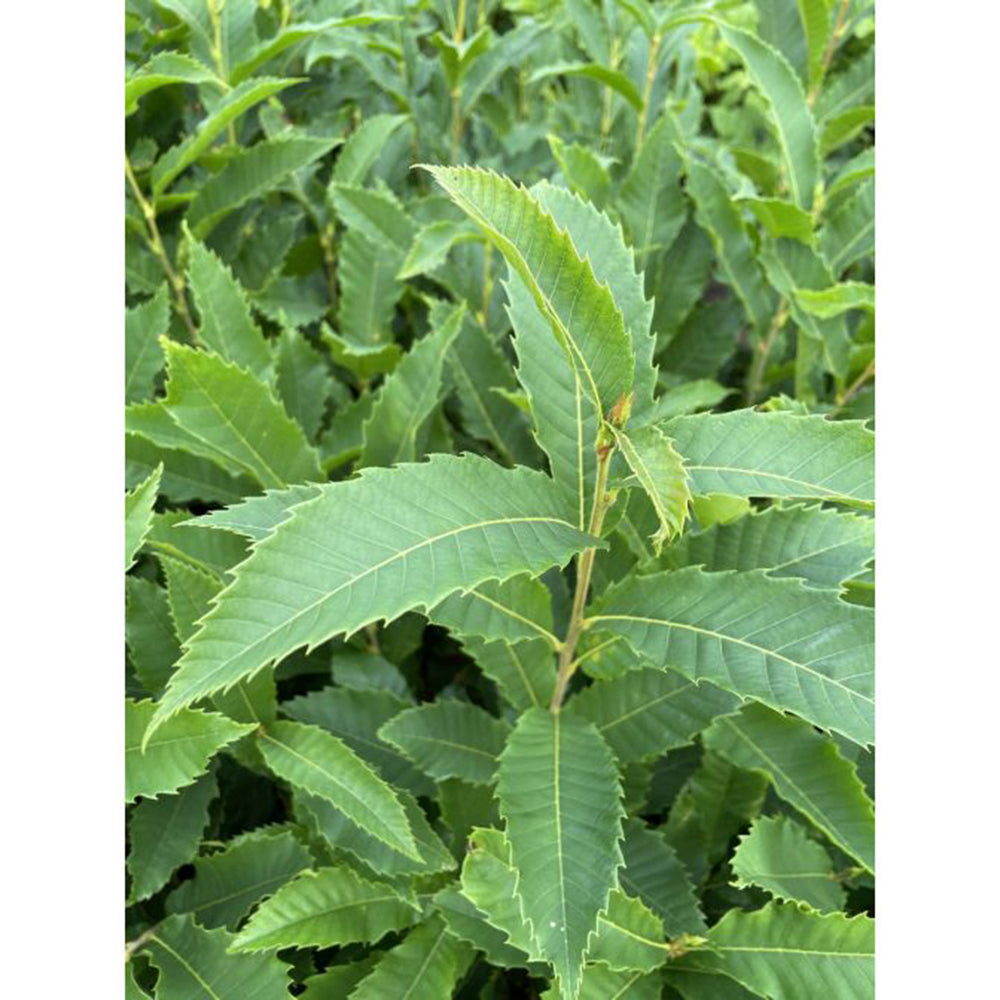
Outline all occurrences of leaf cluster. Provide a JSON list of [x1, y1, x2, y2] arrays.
[[125, 1, 875, 997]]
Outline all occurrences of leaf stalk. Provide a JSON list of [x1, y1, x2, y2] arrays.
[[549, 434, 615, 713], [125, 155, 198, 340]]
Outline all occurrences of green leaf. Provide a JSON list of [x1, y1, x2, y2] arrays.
[[125, 51, 220, 115], [496, 708, 625, 997], [712, 20, 820, 209], [398, 219, 480, 280], [661, 504, 874, 590], [564, 966, 664, 1000], [360, 301, 464, 467], [187, 134, 341, 237], [230, 865, 420, 952], [758, 237, 850, 378], [125, 462, 161, 571], [157, 0, 258, 81], [229, 15, 399, 84], [650, 218, 714, 342], [587, 890, 668, 973], [329, 648, 412, 700], [703, 703, 875, 871], [274, 326, 332, 441], [738, 196, 814, 244], [529, 62, 643, 110], [647, 381, 735, 422], [126, 400, 244, 474], [619, 113, 687, 260], [126, 699, 253, 802], [619, 819, 707, 936], [151, 455, 596, 725], [423, 165, 634, 417], [297, 786, 456, 878], [689, 901, 874, 999], [444, 307, 539, 466], [588, 567, 874, 746], [336, 227, 405, 350], [331, 113, 409, 185], [428, 575, 556, 647], [282, 686, 433, 797], [665, 966, 764, 1000], [151, 77, 299, 195], [681, 156, 773, 333], [126, 432, 257, 505], [548, 136, 612, 209], [531, 182, 656, 421], [186, 482, 322, 541], [125, 285, 169, 402], [462, 637, 557, 711], [137, 914, 289, 1000], [662, 410, 874, 503], [257, 719, 420, 860], [820, 177, 874, 274], [815, 49, 874, 122], [827, 148, 874, 200], [127, 771, 216, 902], [379, 700, 511, 784], [798, 0, 832, 92], [160, 341, 322, 488], [186, 236, 273, 381], [347, 914, 475, 999], [300, 959, 380, 999], [665, 750, 769, 878], [794, 281, 874, 318], [434, 884, 541, 971], [614, 425, 691, 553], [166, 827, 312, 928], [147, 510, 250, 578], [459, 827, 544, 961], [731, 814, 846, 912], [329, 183, 417, 253], [126, 577, 182, 696], [160, 555, 220, 644], [567, 667, 739, 764], [819, 105, 874, 154]]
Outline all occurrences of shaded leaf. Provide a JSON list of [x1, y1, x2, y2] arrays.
[[496, 708, 625, 997], [589, 567, 874, 746], [126, 698, 253, 802]]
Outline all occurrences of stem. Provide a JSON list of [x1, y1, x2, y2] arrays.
[[599, 37, 621, 150], [834, 359, 875, 411], [454, 0, 467, 42], [450, 88, 463, 163], [744, 299, 788, 405], [549, 441, 615, 713], [480, 242, 493, 323], [125, 155, 198, 340], [206, 0, 235, 142], [635, 32, 662, 152], [808, 0, 851, 107], [125, 924, 159, 961]]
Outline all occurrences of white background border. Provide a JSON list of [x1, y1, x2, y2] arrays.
[[2, 1, 999, 994]]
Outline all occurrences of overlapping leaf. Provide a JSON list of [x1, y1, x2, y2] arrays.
[[588, 567, 874, 745], [150, 455, 596, 728]]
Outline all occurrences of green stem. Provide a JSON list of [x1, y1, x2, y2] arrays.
[[206, 0, 236, 143], [636, 32, 662, 152], [550, 440, 615, 713], [744, 300, 788, 405], [808, 0, 851, 107], [125, 155, 198, 341], [599, 37, 621, 150], [834, 359, 875, 411]]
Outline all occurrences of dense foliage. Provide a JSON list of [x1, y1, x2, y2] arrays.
[[125, 1, 875, 997]]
